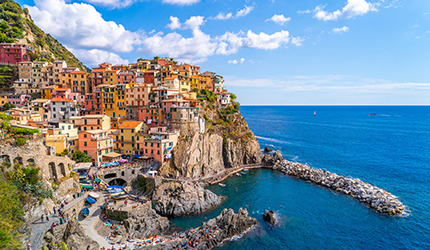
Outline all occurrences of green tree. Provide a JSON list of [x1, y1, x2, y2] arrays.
[[72, 151, 92, 163], [2, 103, 15, 110]]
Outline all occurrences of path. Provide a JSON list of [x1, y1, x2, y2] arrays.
[[30, 194, 88, 250], [79, 200, 110, 249]]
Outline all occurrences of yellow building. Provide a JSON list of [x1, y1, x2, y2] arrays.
[[60, 70, 91, 94], [117, 121, 143, 155], [99, 84, 115, 117], [0, 94, 7, 106], [115, 84, 128, 118], [137, 60, 150, 70], [58, 122, 79, 154], [44, 128, 68, 155], [41, 86, 58, 99], [179, 80, 191, 93], [104, 70, 119, 85]]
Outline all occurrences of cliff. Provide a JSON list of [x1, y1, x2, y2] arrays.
[[160, 101, 262, 178], [0, 0, 86, 70]]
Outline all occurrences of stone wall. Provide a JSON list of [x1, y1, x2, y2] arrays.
[[100, 166, 144, 186], [0, 138, 75, 181]]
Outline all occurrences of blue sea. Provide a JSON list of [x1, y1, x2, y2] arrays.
[[171, 106, 430, 250]]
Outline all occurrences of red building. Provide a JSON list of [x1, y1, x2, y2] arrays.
[[0, 43, 34, 65]]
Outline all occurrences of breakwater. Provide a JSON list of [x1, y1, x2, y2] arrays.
[[264, 152, 405, 215]]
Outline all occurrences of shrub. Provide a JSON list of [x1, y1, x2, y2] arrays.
[[61, 242, 68, 250], [15, 137, 26, 146]]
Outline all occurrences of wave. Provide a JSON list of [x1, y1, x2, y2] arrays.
[[255, 136, 291, 145]]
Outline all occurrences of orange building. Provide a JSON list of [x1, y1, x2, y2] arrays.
[[78, 130, 114, 166]]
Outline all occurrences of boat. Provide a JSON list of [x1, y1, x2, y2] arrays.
[[236, 173, 241, 177], [219, 183, 226, 187], [240, 171, 247, 175], [86, 196, 97, 204], [88, 192, 100, 199], [314, 111, 317, 116], [80, 184, 93, 190], [243, 169, 249, 172], [112, 192, 129, 199], [81, 207, 89, 217]]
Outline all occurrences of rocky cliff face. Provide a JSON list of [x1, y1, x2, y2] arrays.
[[160, 102, 262, 178], [123, 202, 170, 238], [43, 220, 99, 250], [153, 181, 221, 217]]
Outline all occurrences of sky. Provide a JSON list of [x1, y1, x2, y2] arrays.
[[14, 0, 430, 105]]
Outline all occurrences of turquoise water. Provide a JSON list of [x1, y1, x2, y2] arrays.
[[171, 106, 430, 249]]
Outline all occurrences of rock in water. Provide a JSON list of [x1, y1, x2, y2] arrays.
[[263, 210, 277, 225], [264, 146, 274, 153], [153, 181, 221, 217]]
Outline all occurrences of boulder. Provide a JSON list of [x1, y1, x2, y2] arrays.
[[263, 210, 278, 225], [264, 147, 274, 153], [153, 181, 221, 217], [123, 202, 170, 238]]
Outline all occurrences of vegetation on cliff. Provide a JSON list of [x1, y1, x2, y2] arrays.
[[0, 64, 16, 92], [0, 0, 86, 70], [0, 178, 25, 250]]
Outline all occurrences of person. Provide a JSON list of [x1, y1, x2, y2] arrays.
[[27, 243, 32, 250], [53, 206, 56, 214], [124, 199, 127, 206], [41, 214, 44, 223], [46, 214, 49, 222], [51, 222, 55, 228]]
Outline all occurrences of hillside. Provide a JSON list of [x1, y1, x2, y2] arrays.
[[0, 0, 86, 70]]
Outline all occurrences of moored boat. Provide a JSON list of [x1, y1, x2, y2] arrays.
[[219, 183, 226, 187], [236, 173, 241, 177]]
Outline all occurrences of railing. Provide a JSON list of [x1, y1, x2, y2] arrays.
[[91, 135, 113, 141]]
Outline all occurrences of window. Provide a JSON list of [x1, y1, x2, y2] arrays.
[[157, 150, 160, 155], [84, 134, 87, 138], [84, 142, 87, 146]]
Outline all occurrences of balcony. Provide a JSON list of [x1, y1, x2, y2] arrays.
[[91, 135, 113, 141]]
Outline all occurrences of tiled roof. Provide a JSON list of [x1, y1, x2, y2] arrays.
[[119, 121, 142, 129], [51, 98, 74, 103]]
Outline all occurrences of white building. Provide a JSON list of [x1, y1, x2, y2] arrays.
[[49, 97, 80, 122]]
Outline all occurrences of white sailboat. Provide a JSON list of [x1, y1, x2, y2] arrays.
[[314, 111, 316, 116]]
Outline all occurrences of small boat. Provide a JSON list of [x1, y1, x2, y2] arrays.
[[219, 183, 226, 187], [368, 113, 376, 116], [243, 169, 249, 172], [240, 171, 247, 175], [314, 111, 317, 116], [81, 207, 89, 217], [80, 184, 94, 190], [112, 193, 129, 199], [86, 196, 97, 204], [236, 173, 241, 177], [88, 192, 100, 199]]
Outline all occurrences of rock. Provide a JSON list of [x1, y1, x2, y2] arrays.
[[264, 147, 274, 153], [157, 208, 259, 250], [42, 220, 99, 250], [123, 202, 170, 238], [153, 181, 221, 217], [263, 210, 277, 225]]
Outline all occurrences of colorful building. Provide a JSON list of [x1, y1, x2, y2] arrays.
[[0, 44, 34, 65], [78, 130, 114, 166], [116, 121, 143, 155]]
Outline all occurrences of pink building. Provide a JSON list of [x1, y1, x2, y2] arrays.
[[0, 44, 34, 65], [136, 131, 179, 163], [117, 71, 136, 85], [6, 94, 31, 107]]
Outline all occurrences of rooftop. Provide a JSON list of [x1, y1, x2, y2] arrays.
[[51, 98, 74, 103], [119, 121, 143, 129]]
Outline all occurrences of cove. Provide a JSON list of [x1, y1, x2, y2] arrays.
[[170, 168, 416, 250]]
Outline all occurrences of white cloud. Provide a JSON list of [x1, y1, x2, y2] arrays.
[[228, 59, 239, 64], [166, 16, 205, 30], [313, 0, 377, 21], [26, 0, 140, 53], [332, 26, 349, 34], [70, 48, 129, 65], [236, 5, 254, 17], [227, 58, 245, 64], [162, 0, 200, 6], [290, 37, 304, 46], [167, 16, 181, 30], [213, 5, 254, 20], [266, 14, 291, 25], [214, 12, 233, 20], [83, 0, 139, 8]]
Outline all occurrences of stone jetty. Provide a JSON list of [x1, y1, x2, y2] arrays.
[[263, 151, 405, 215]]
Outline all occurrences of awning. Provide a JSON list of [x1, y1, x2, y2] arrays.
[[75, 162, 92, 170], [133, 154, 142, 158], [103, 152, 122, 158]]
